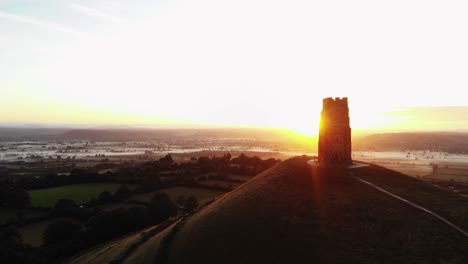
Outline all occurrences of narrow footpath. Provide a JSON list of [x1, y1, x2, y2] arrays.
[[349, 172, 468, 239]]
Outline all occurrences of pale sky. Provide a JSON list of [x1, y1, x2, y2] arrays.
[[1, 0, 468, 135]]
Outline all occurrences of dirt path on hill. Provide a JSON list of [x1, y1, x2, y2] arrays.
[[349, 172, 468, 239]]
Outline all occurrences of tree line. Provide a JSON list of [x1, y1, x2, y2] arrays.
[[0, 153, 281, 263]]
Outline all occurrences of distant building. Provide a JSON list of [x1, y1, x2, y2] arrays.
[[318, 97, 352, 165]]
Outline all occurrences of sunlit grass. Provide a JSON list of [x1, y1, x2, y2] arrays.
[[29, 183, 138, 208]]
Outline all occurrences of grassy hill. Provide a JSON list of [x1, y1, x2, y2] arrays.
[[67, 156, 468, 264]]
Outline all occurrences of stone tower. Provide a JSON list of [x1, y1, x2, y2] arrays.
[[318, 97, 352, 165]]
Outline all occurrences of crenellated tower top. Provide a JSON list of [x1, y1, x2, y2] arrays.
[[322, 97, 348, 109]]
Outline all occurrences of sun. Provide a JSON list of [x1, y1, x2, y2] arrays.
[[290, 124, 319, 137]]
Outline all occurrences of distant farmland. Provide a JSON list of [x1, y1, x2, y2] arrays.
[[29, 183, 138, 208]]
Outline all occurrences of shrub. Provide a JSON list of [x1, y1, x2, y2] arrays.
[[42, 218, 81, 246], [148, 193, 177, 224]]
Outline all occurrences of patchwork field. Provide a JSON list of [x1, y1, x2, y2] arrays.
[[29, 183, 138, 208]]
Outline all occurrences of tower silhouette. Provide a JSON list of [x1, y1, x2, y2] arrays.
[[318, 97, 352, 165]]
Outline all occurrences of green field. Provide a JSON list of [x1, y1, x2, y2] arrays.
[[95, 202, 145, 211], [427, 167, 468, 182], [18, 218, 63, 247], [199, 180, 243, 189], [197, 173, 252, 182], [127, 186, 225, 206], [226, 174, 253, 181], [29, 183, 138, 208]]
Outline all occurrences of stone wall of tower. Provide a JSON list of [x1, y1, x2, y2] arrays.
[[318, 97, 352, 165]]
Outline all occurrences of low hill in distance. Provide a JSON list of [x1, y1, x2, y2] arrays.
[[3, 127, 468, 154], [59, 128, 313, 143], [354, 132, 468, 153], [68, 156, 468, 264], [0, 127, 313, 146]]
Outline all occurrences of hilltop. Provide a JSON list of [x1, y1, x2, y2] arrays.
[[68, 156, 468, 264]]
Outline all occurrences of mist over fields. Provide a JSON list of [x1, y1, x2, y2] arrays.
[[2, 127, 468, 154]]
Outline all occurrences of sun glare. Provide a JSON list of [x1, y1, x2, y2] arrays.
[[290, 122, 319, 137], [2, 1, 468, 131]]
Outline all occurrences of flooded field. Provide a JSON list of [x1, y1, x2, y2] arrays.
[[0, 141, 197, 162], [2, 139, 468, 183], [0, 140, 308, 163]]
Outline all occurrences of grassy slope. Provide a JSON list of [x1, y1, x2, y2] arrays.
[[123, 221, 180, 264], [68, 225, 159, 264], [355, 163, 468, 231], [67, 220, 180, 264], [167, 156, 468, 264], [29, 183, 137, 208], [67, 156, 468, 264]]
